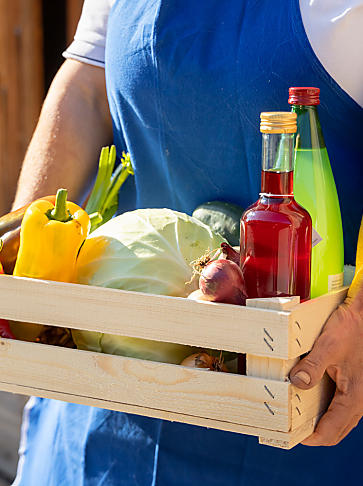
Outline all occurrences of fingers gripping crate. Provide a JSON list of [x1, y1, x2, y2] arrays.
[[0, 275, 346, 449]]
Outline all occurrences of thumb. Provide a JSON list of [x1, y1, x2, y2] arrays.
[[290, 333, 337, 390]]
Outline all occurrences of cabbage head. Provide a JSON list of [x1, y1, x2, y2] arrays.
[[73, 208, 225, 363]]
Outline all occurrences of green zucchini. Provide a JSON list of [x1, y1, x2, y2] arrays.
[[192, 201, 244, 246]]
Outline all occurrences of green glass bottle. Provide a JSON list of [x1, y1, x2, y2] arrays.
[[289, 87, 344, 298]]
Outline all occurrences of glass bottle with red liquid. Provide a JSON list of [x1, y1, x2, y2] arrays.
[[240, 112, 312, 301]]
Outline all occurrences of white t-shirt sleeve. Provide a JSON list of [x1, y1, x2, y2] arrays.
[[63, 0, 115, 68], [300, 0, 363, 107]]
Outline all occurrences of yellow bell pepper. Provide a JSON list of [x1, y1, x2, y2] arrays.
[[347, 216, 363, 300], [13, 189, 90, 282]]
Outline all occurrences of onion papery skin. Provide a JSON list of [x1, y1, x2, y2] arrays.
[[199, 259, 246, 305], [181, 352, 229, 372], [220, 242, 241, 266]]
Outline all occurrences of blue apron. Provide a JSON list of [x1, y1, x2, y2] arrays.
[[15, 1, 363, 485]]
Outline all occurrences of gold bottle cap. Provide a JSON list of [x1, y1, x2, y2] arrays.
[[260, 112, 297, 134]]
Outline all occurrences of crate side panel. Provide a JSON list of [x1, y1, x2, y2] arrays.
[[289, 287, 348, 357], [1, 382, 316, 449], [0, 275, 290, 356], [259, 415, 320, 449], [1, 381, 302, 448], [291, 374, 335, 430], [0, 338, 290, 431], [247, 356, 299, 381], [247, 296, 300, 311]]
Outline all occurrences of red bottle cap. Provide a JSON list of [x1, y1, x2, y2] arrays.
[[288, 87, 320, 106]]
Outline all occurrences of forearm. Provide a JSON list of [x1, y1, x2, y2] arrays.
[[13, 59, 113, 210]]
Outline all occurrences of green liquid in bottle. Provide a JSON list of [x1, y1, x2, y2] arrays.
[[293, 106, 344, 298]]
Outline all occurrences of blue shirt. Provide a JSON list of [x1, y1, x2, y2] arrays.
[[14, 1, 363, 485]]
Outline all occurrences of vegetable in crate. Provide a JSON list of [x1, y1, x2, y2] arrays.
[[220, 242, 240, 265], [0, 195, 56, 274], [14, 189, 90, 281], [181, 352, 229, 372], [190, 244, 246, 305], [10, 190, 90, 342], [85, 146, 134, 233], [199, 259, 246, 305], [192, 201, 244, 247], [74, 208, 225, 363], [0, 317, 15, 339], [0, 145, 133, 274]]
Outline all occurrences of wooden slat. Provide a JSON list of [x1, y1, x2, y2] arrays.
[[0, 277, 348, 358], [0, 338, 291, 432], [246, 288, 346, 383], [246, 297, 300, 381], [0, 278, 341, 449], [0, 275, 291, 357], [288, 286, 348, 357], [247, 296, 300, 311], [0, 337, 331, 448], [0, 0, 43, 215], [2, 381, 317, 450], [290, 375, 335, 430], [245, 356, 333, 439], [0, 278, 343, 450], [258, 415, 320, 449], [247, 356, 299, 381]]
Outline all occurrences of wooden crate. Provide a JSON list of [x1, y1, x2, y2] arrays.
[[0, 275, 346, 449]]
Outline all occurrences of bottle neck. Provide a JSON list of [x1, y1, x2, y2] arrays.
[[261, 133, 294, 195], [290, 105, 325, 149]]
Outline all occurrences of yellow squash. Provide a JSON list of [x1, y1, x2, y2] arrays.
[[14, 189, 90, 282]]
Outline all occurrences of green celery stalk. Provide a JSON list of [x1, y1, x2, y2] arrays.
[[86, 146, 134, 232]]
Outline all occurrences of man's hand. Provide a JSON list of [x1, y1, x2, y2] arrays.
[[290, 291, 363, 446]]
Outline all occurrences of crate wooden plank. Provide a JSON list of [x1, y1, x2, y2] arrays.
[[258, 415, 320, 449], [290, 375, 335, 430], [246, 294, 336, 441], [247, 296, 300, 311], [0, 275, 347, 359], [0, 275, 291, 357], [0, 277, 343, 449], [247, 356, 299, 381], [0, 338, 291, 432], [288, 286, 348, 357], [247, 289, 346, 381], [1, 381, 319, 450], [0, 277, 348, 358], [246, 297, 301, 381], [0, 336, 333, 440]]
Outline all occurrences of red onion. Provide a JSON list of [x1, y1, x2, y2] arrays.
[[199, 258, 246, 305], [220, 242, 241, 265]]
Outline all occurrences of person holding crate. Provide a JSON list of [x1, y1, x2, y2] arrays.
[[11, 1, 363, 485]]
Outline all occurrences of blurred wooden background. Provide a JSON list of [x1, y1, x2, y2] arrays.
[[0, 0, 84, 217], [0, 2, 83, 483]]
